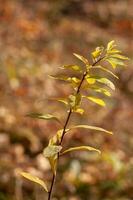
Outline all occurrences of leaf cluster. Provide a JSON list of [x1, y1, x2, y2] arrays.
[[20, 41, 129, 194]]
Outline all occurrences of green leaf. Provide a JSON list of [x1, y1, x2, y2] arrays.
[[20, 172, 48, 192], [27, 113, 61, 124], [43, 145, 62, 158], [62, 65, 82, 72], [70, 125, 112, 134], [91, 66, 119, 79], [83, 96, 106, 107], [73, 53, 89, 65], [61, 146, 101, 155]]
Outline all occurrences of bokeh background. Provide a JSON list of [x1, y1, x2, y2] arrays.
[[0, 0, 133, 200]]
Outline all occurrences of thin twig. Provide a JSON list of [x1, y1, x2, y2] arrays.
[[47, 56, 104, 200]]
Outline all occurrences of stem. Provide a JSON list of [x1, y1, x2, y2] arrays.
[[47, 56, 104, 200], [48, 174, 56, 200]]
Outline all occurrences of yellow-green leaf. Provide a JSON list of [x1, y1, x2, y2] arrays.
[[93, 88, 111, 97], [110, 54, 129, 60], [49, 98, 68, 105], [85, 75, 115, 90], [74, 108, 84, 115], [91, 66, 119, 79], [73, 53, 89, 65], [106, 58, 125, 68], [84, 96, 106, 107], [107, 40, 116, 51], [20, 172, 48, 192], [62, 65, 82, 72], [68, 94, 81, 110], [97, 78, 115, 90], [71, 77, 80, 84], [48, 129, 69, 145], [107, 49, 121, 54], [43, 145, 62, 158], [27, 113, 61, 124], [61, 146, 101, 155], [86, 76, 96, 84], [49, 75, 71, 81], [69, 77, 81, 90], [70, 125, 112, 134], [91, 47, 104, 59], [43, 145, 62, 174], [48, 157, 57, 175]]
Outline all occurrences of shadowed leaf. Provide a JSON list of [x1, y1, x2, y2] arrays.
[[43, 145, 62, 158], [97, 78, 115, 90], [49, 75, 71, 81], [73, 53, 89, 65], [91, 66, 119, 79], [106, 58, 125, 68], [49, 97, 68, 105], [27, 113, 61, 124]]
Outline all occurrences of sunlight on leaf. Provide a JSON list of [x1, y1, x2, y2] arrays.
[[91, 47, 104, 59], [70, 125, 113, 135], [83, 96, 106, 107], [107, 40, 116, 51], [20, 172, 48, 192], [62, 64, 82, 72], [61, 146, 101, 155], [74, 108, 84, 115]]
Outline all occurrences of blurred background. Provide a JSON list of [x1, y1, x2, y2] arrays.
[[0, 0, 133, 200]]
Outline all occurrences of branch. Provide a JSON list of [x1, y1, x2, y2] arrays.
[[47, 55, 104, 200]]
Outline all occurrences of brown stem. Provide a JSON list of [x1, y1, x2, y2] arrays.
[[47, 56, 104, 200], [48, 173, 56, 200]]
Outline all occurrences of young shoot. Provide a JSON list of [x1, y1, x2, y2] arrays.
[[20, 41, 129, 200]]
